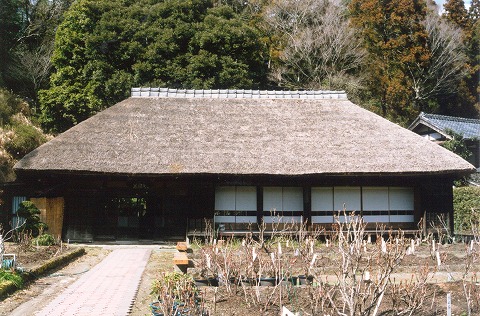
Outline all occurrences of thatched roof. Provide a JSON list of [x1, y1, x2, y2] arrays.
[[15, 88, 475, 176]]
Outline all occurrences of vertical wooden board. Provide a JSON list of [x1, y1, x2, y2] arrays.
[[31, 198, 47, 223], [46, 197, 64, 239]]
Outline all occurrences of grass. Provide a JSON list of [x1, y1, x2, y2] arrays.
[[0, 269, 23, 288]]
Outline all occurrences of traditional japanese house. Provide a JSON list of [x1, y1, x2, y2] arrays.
[[5, 88, 475, 242], [409, 112, 480, 169]]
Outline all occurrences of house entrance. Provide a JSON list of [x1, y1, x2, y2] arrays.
[[96, 195, 188, 240], [97, 197, 151, 240]]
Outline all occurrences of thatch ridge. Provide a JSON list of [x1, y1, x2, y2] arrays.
[[130, 87, 348, 99], [14, 97, 475, 176]]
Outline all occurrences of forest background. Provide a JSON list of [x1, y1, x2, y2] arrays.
[[0, 0, 478, 182]]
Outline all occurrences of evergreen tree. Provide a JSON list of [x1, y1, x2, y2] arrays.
[[470, 0, 480, 21], [349, 0, 431, 125], [442, 0, 479, 118], [0, 0, 26, 87], [40, 0, 268, 133], [444, 0, 470, 30]]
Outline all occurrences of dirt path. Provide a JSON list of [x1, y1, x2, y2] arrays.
[[130, 248, 176, 315], [0, 245, 176, 316]]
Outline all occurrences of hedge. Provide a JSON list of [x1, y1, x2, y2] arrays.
[[453, 186, 480, 233]]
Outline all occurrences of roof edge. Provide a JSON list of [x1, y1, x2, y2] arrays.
[[130, 87, 348, 100], [14, 167, 476, 179]]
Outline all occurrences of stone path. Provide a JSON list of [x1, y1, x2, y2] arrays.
[[35, 248, 151, 316]]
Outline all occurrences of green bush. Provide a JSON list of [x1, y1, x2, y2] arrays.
[[16, 201, 47, 237], [0, 270, 23, 288], [32, 234, 56, 246], [4, 123, 47, 160], [0, 89, 30, 127], [453, 186, 480, 233]]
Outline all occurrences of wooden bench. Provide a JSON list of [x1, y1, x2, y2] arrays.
[[176, 241, 189, 252], [173, 252, 189, 265]]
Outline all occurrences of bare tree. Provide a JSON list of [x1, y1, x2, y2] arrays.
[[409, 3, 468, 106], [264, 0, 365, 91], [16, 43, 53, 94]]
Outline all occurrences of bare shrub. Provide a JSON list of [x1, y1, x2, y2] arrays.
[[390, 263, 433, 315], [329, 211, 406, 316]]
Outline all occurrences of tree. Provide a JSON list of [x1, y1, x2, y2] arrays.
[[263, 0, 365, 93], [468, 0, 480, 111], [0, 0, 26, 87], [471, 0, 480, 21], [444, 0, 470, 30], [40, 0, 268, 133], [441, 129, 472, 161], [349, 0, 431, 125], [0, 0, 73, 107], [441, 0, 480, 118], [409, 3, 467, 105]]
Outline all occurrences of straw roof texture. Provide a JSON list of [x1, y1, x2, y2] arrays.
[[14, 95, 475, 176]]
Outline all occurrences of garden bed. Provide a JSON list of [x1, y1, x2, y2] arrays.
[[151, 220, 480, 316], [0, 242, 83, 298]]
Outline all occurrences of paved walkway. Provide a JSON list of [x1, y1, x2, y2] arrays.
[[35, 248, 151, 316]]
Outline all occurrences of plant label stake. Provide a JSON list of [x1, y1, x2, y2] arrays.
[[381, 238, 387, 253], [436, 250, 441, 266], [447, 292, 452, 316], [206, 254, 211, 269], [410, 239, 415, 254], [406, 246, 412, 255], [432, 239, 436, 253], [310, 253, 317, 268], [0, 235, 3, 264], [364, 270, 370, 282], [278, 242, 282, 256], [282, 306, 299, 316]]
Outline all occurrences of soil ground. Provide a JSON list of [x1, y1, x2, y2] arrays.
[[0, 241, 479, 315]]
